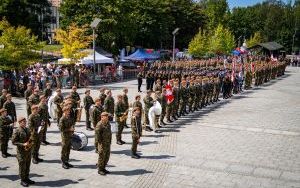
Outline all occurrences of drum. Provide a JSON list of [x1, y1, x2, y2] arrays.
[[71, 131, 88, 151]]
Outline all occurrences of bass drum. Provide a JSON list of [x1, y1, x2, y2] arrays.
[[71, 132, 88, 151]]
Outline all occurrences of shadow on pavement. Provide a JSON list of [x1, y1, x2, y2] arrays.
[[141, 154, 175, 160], [139, 141, 158, 146], [35, 179, 79, 187], [81, 145, 95, 152], [0, 166, 9, 171], [0, 173, 44, 181], [110, 169, 152, 176]]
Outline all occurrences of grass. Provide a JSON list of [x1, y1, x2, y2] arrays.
[[43, 44, 63, 53]]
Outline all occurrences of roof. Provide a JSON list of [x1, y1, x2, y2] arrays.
[[249, 42, 284, 51]]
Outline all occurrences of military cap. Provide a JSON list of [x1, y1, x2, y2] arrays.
[[6, 94, 12, 97], [27, 83, 32, 87], [0, 108, 7, 113], [101, 112, 109, 116], [56, 88, 61, 92], [34, 88, 39, 92], [31, 105, 39, 110], [85, 89, 90, 94], [2, 89, 7, 93], [135, 95, 141, 100], [72, 85, 77, 89], [95, 98, 101, 103], [17, 117, 26, 123], [46, 83, 51, 86]]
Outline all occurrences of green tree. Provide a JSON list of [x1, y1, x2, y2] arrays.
[[55, 23, 93, 64], [0, 19, 44, 70], [188, 29, 209, 57], [248, 32, 264, 47], [209, 24, 235, 55], [0, 0, 51, 39]]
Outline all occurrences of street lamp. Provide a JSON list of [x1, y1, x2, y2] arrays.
[[172, 28, 180, 63], [90, 18, 101, 80]]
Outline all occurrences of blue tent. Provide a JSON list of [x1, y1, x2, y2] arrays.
[[125, 49, 160, 61]]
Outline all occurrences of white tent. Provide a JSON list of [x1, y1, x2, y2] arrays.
[[81, 51, 114, 65]]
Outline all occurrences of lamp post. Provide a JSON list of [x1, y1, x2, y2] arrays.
[[90, 18, 101, 81], [172, 28, 180, 63]]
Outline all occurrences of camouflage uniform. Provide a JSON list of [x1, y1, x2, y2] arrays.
[[131, 115, 142, 155], [43, 88, 52, 99], [143, 95, 153, 126], [83, 95, 94, 129], [58, 114, 74, 164], [53, 94, 64, 123], [24, 89, 32, 116], [28, 113, 42, 162], [158, 93, 166, 124], [3, 100, 17, 122], [12, 126, 32, 182], [92, 105, 103, 152], [104, 96, 115, 119], [114, 100, 126, 142], [38, 103, 50, 143], [0, 94, 7, 108], [27, 94, 40, 116], [0, 115, 13, 155], [96, 120, 112, 172]]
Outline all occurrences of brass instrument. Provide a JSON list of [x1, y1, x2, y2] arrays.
[[120, 109, 129, 122], [24, 137, 33, 151]]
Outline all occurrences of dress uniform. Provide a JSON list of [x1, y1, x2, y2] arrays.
[[115, 95, 127, 145], [83, 90, 94, 131], [131, 107, 142, 159], [92, 99, 103, 153], [0, 108, 13, 158]]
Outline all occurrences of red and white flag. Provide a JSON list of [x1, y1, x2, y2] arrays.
[[165, 84, 174, 104]]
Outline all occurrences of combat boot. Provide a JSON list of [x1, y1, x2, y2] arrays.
[[20, 180, 29, 187], [98, 170, 106, 176], [26, 178, 35, 184], [104, 169, 110, 174], [32, 158, 38, 164], [62, 163, 69, 169]]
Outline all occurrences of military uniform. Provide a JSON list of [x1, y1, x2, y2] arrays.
[[58, 114, 74, 166], [28, 110, 44, 164], [43, 88, 52, 99], [115, 100, 126, 143], [0, 94, 7, 108], [0, 114, 13, 156], [143, 95, 153, 126], [137, 72, 143, 92], [83, 95, 94, 129], [91, 105, 103, 152], [53, 94, 64, 123], [38, 102, 50, 143], [96, 119, 112, 174], [70, 91, 80, 120], [104, 96, 115, 120], [3, 100, 17, 122], [27, 94, 40, 116], [12, 126, 32, 183], [24, 89, 32, 116], [158, 93, 166, 124], [131, 114, 142, 157], [99, 93, 106, 105]]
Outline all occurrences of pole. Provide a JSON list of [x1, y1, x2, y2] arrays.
[[172, 34, 175, 63], [93, 28, 96, 81]]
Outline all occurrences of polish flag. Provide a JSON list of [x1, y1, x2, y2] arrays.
[[165, 84, 174, 104]]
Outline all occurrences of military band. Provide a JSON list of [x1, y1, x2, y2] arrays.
[[0, 58, 288, 186]]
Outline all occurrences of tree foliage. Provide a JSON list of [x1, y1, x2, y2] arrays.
[[0, 19, 44, 70], [59, 0, 205, 53], [248, 32, 265, 47], [188, 29, 209, 57], [0, 0, 51, 39], [54, 23, 93, 63]]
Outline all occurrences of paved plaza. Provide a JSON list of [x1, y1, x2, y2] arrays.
[[0, 67, 300, 188]]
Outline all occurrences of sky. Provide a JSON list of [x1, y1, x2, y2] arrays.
[[227, 0, 294, 9]]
